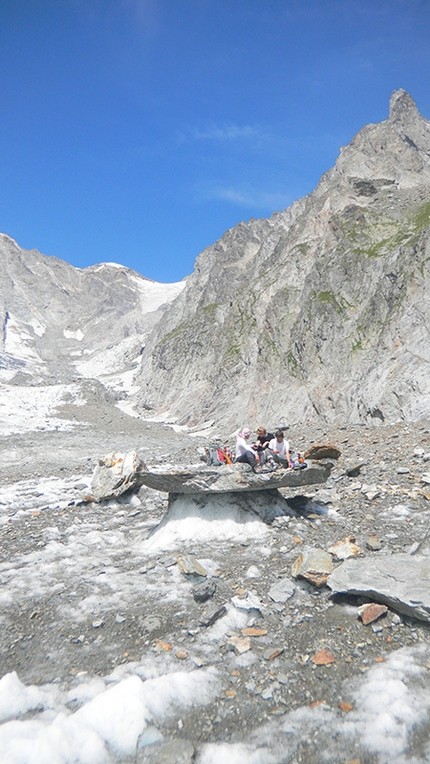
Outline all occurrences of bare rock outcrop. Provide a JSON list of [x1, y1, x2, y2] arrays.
[[134, 90, 430, 429]]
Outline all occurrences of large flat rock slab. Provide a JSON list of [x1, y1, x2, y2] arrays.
[[328, 554, 430, 623], [138, 462, 331, 494]]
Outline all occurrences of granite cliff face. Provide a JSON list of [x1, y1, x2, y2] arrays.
[[134, 90, 430, 429]]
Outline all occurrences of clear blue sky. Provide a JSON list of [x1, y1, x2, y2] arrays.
[[1, 0, 430, 282]]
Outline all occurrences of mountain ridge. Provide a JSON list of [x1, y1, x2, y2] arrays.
[[1, 89, 429, 433], [133, 89, 430, 429]]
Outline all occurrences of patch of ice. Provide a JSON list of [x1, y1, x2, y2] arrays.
[[142, 496, 269, 552]]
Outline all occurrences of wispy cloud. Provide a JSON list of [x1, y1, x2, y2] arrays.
[[191, 123, 263, 141], [201, 185, 292, 211], [178, 123, 267, 145]]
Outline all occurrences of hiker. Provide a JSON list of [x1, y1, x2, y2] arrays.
[[235, 428, 258, 469], [268, 429, 292, 468], [254, 426, 276, 466]]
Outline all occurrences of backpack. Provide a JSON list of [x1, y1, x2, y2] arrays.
[[205, 446, 233, 466]]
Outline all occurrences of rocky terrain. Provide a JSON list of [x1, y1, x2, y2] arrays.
[[1, 407, 430, 763]]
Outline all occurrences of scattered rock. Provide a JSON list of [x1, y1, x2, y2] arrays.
[[177, 554, 207, 577], [192, 579, 216, 602], [357, 602, 388, 625], [241, 627, 267, 637], [291, 548, 334, 588], [338, 701, 354, 713], [231, 591, 265, 611], [268, 578, 295, 602], [329, 536, 362, 561], [366, 536, 383, 551], [361, 484, 381, 501], [263, 647, 284, 661], [345, 463, 366, 477], [199, 603, 227, 627], [227, 635, 251, 654], [311, 650, 335, 665]]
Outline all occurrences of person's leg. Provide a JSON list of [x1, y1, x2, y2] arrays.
[[237, 452, 257, 468]]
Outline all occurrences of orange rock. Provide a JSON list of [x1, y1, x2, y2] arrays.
[[375, 656, 386, 663], [293, 536, 303, 544], [304, 444, 341, 460], [227, 635, 251, 654], [155, 640, 172, 652], [225, 690, 237, 698], [309, 700, 327, 708], [241, 627, 268, 637], [311, 649, 335, 665], [175, 650, 188, 660], [357, 603, 388, 625], [338, 701, 353, 712]]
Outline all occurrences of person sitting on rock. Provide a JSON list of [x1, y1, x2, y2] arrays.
[[254, 426, 276, 467], [268, 429, 292, 468], [235, 428, 259, 470]]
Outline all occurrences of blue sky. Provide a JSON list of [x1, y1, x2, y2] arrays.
[[1, 0, 430, 282]]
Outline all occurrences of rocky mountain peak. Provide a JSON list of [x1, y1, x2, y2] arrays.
[[134, 91, 430, 430], [388, 88, 419, 122]]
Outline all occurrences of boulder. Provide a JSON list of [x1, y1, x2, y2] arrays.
[[328, 555, 430, 623], [90, 451, 148, 500], [137, 461, 331, 494], [304, 444, 341, 460]]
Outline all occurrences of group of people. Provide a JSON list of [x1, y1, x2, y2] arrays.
[[235, 426, 292, 472]]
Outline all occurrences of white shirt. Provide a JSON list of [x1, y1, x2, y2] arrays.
[[268, 437, 289, 458], [236, 435, 255, 458]]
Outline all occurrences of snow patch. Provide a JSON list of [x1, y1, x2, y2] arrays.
[[0, 668, 219, 764], [0, 383, 86, 435], [129, 274, 186, 314], [63, 328, 84, 341]]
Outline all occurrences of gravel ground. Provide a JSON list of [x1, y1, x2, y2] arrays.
[[1, 410, 430, 763]]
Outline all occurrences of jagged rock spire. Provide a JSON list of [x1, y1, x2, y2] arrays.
[[389, 89, 419, 121]]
